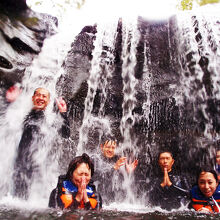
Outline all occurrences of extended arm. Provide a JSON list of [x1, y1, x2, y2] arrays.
[[56, 97, 70, 138]]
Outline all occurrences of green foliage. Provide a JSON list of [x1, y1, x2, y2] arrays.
[[76, 0, 85, 9], [178, 0, 220, 10], [178, 0, 194, 10], [35, 1, 42, 6], [20, 17, 39, 27], [197, 0, 220, 6]]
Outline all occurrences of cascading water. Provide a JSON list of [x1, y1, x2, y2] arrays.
[[77, 19, 119, 155], [1, 0, 220, 219], [176, 9, 220, 140], [0, 9, 88, 207], [117, 18, 140, 204]]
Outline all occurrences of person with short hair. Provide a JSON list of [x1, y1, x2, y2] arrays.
[[49, 153, 102, 210], [190, 168, 220, 213], [149, 151, 190, 210], [92, 137, 138, 204], [8, 86, 70, 199], [100, 139, 138, 173]]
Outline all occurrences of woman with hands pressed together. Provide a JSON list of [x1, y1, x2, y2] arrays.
[[49, 153, 102, 210]]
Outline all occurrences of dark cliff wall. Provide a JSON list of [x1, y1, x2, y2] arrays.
[[55, 17, 184, 175], [0, 0, 57, 89], [56, 14, 220, 185]]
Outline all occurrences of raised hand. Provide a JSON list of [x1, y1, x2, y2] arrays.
[[114, 157, 126, 170], [125, 159, 138, 174], [55, 97, 67, 113], [6, 85, 22, 102]]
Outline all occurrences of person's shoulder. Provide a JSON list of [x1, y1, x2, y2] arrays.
[[213, 184, 220, 199], [190, 185, 203, 199], [57, 175, 67, 186]]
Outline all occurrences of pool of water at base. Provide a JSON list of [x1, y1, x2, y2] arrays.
[[0, 206, 219, 220]]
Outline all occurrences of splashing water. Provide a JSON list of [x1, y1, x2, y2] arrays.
[[1, 0, 220, 216], [176, 7, 220, 140], [77, 18, 119, 154], [0, 3, 93, 208]]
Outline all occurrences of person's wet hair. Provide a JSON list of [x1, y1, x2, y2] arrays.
[[100, 134, 116, 145], [33, 87, 50, 98], [196, 167, 218, 183], [158, 150, 174, 160], [66, 153, 94, 180]]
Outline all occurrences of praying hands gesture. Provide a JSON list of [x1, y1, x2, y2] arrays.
[[160, 167, 172, 188], [75, 176, 89, 204]]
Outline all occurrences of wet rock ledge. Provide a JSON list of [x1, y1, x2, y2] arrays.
[[0, 0, 57, 88]]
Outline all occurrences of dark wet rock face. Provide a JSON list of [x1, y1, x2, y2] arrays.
[[0, 0, 57, 87], [1, 1, 220, 201], [0, 56, 13, 69], [0, 0, 28, 12], [58, 14, 220, 186], [56, 25, 97, 102]]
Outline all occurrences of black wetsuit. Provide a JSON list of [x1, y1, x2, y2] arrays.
[[13, 109, 70, 199], [149, 170, 190, 210]]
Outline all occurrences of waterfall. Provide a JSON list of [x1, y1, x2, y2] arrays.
[[77, 19, 119, 154], [120, 18, 140, 147], [1, 0, 220, 213], [176, 9, 220, 140], [118, 17, 140, 204], [0, 16, 82, 207]]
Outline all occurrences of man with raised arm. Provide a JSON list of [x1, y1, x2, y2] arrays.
[[6, 85, 70, 199], [100, 139, 138, 173], [92, 137, 138, 204]]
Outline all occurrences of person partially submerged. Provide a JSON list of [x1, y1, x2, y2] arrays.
[[100, 139, 138, 173], [92, 138, 138, 204], [7, 86, 70, 199], [149, 151, 190, 210], [190, 168, 220, 213], [49, 153, 102, 210]]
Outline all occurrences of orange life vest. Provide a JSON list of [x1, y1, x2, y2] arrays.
[[191, 185, 220, 213], [60, 181, 98, 209]]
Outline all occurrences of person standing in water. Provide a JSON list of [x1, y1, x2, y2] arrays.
[[92, 136, 138, 204], [149, 151, 190, 210], [49, 153, 102, 210], [6, 86, 70, 199]]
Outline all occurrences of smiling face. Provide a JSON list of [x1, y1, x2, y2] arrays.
[[198, 171, 218, 198], [72, 163, 91, 188], [158, 152, 174, 172], [32, 88, 50, 110], [101, 140, 117, 159]]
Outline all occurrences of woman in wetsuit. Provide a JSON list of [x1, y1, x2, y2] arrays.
[[49, 153, 102, 210]]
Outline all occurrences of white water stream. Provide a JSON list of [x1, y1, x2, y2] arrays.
[[1, 0, 220, 213]]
